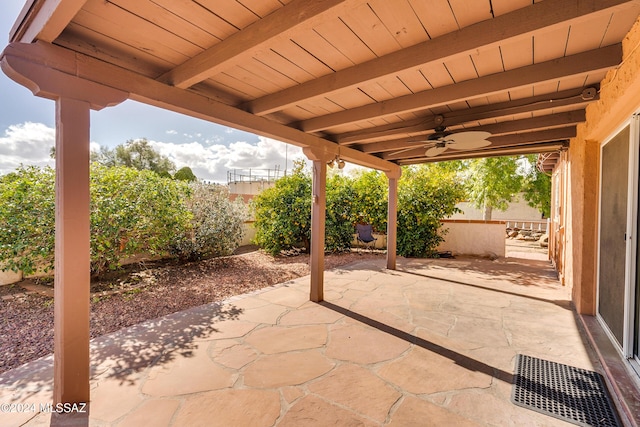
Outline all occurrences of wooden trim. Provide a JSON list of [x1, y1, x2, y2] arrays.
[[159, 0, 360, 88], [1, 41, 400, 174], [299, 45, 622, 132], [384, 127, 576, 160], [246, 0, 634, 116], [11, 0, 88, 43], [362, 113, 585, 154], [1, 54, 128, 109], [398, 141, 569, 165], [339, 87, 592, 145]]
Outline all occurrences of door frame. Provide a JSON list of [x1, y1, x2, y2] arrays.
[[629, 115, 640, 364], [596, 117, 638, 358]]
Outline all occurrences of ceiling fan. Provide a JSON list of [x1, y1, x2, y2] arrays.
[[390, 116, 492, 158]]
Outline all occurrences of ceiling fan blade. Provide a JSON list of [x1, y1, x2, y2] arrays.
[[425, 146, 448, 157], [389, 146, 423, 156], [446, 131, 491, 144], [448, 139, 492, 150]]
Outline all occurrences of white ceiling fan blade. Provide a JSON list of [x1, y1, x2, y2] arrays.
[[425, 146, 448, 157], [446, 131, 491, 144], [448, 139, 492, 150]]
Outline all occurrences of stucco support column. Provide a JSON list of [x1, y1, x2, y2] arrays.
[[569, 139, 600, 315], [385, 169, 401, 270], [54, 97, 92, 403], [303, 147, 333, 302], [1, 50, 128, 404]]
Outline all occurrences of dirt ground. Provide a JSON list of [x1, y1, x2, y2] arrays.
[[0, 247, 383, 374]]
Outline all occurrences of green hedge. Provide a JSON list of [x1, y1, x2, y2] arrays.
[[251, 163, 464, 257], [0, 165, 247, 278]]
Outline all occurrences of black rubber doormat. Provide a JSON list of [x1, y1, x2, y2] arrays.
[[512, 354, 621, 427]]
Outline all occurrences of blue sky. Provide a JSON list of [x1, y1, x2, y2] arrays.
[[0, 3, 308, 182]]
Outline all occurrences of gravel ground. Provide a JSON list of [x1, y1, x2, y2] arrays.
[[0, 249, 383, 374]]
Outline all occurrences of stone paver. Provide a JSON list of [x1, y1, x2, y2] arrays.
[[0, 256, 605, 426], [308, 364, 401, 422], [325, 322, 411, 364], [244, 324, 327, 354], [116, 399, 181, 427], [141, 343, 235, 397], [173, 389, 280, 427], [243, 350, 334, 388]]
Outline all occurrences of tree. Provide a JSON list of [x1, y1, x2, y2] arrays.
[[93, 138, 175, 176], [251, 160, 312, 255], [396, 164, 465, 257], [521, 154, 551, 217], [173, 166, 198, 182], [325, 174, 357, 252], [350, 169, 388, 232], [463, 156, 523, 220]]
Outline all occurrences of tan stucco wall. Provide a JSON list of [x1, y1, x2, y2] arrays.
[[557, 16, 640, 314], [437, 220, 506, 258], [450, 194, 544, 221]]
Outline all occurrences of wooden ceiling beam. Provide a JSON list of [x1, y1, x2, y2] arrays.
[[360, 112, 585, 154], [398, 141, 569, 165], [11, 0, 88, 43], [382, 127, 577, 160], [337, 87, 594, 145], [1, 41, 398, 174], [299, 44, 621, 132], [158, 0, 360, 89], [246, 0, 635, 115]]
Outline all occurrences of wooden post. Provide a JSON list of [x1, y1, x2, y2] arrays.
[[54, 97, 92, 404], [0, 50, 128, 405], [385, 169, 401, 270], [303, 148, 332, 302]]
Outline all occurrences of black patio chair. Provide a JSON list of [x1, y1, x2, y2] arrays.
[[356, 223, 377, 252]]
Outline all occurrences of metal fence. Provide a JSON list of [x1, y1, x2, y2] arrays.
[[505, 219, 549, 233], [227, 167, 282, 184]]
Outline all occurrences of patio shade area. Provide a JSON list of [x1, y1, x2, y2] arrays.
[[0, 257, 602, 426], [4, 1, 640, 167], [4, 0, 640, 419]]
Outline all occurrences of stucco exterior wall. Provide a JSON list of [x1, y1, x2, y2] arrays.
[[554, 16, 640, 315], [450, 194, 544, 221], [437, 220, 506, 258], [0, 269, 22, 286]]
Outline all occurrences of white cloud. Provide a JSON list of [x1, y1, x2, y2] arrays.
[[0, 122, 55, 174], [148, 137, 306, 182], [0, 122, 368, 182]]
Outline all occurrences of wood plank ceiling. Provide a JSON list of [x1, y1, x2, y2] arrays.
[[10, 0, 640, 167]]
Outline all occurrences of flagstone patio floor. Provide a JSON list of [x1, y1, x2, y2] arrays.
[[0, 256, 612, 426]]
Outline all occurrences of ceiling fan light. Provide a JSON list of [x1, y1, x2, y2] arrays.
[[337, 159, 346, 169]]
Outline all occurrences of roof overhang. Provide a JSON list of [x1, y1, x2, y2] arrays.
[[3, 0, 640, 169]]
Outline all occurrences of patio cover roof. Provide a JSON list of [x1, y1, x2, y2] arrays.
[[4, 0, 640, 409], [4, 0, 640, 170]]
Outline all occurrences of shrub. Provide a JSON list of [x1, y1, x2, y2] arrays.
[[325, 174, 356, 252], [0, 164, 193, 277], [350, 169, 388, 232], [251, 161, 311, 255], [0, 166, 56, 275], [172, 183, 247, 260], [90, 164, 192, 275], [396, 165, 465, 257]]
